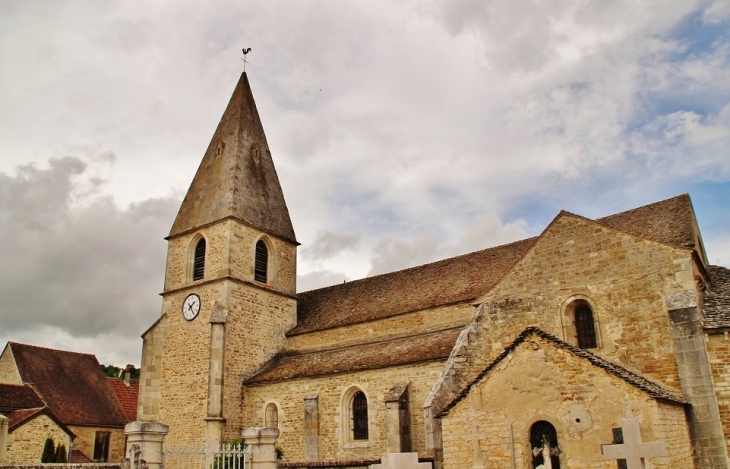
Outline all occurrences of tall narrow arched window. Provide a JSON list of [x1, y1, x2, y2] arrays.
[[575, 301, 597, 349], [530, 421, 560, 469], [193, 238, 206, 281], [352, 391, 368, 441], [254, 240, 268, 283], [265, 403, 278, 429]]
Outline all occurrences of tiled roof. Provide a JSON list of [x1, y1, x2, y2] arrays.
[[107, 378, 140, 423], [0, 383, 44, 410], [9, 342, 128, 427], [290, 238, 537, 335], [291, 195, 699, 337], [70, 449, 93, 463], [246, 328, 462, 384], [704, 265, 730, 330], [595, 194, 697, 251], [438, 327, 687, 417], [6, 406, 75, 437]]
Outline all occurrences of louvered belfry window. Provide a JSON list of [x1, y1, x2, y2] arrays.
[[352, 391, 369, 440], [255, 240, 268, 283], [575, 302, 597, 349], [193, 238, 206, 281]]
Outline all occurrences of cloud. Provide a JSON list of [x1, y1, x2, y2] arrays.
[[300, 230, 361, 260], [0, 156, 179, 365]]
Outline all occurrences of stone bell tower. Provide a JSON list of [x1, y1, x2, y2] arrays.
[[136, 72, 298, 446]]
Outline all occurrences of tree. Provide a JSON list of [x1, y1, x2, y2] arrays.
[[55, 443, 68, 463], [41, 437, 55, 463]]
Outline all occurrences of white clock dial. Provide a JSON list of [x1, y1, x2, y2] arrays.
[[182, 293, 201, 321]]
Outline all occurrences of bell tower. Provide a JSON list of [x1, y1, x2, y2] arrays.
[[137, 73, 298, 446]]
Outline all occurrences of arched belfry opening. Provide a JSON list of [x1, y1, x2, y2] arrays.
[[193, 238, 206, 281], [254, 239, 268, 283]]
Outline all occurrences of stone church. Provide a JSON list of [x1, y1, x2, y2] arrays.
[[136, 72, 730, 469]]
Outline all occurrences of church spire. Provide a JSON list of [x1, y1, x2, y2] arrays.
[[169, 73, 297, 243]]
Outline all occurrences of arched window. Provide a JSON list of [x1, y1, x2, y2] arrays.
[[575, 301, 597, 349], [352, 391, 368, 441], [193, 238, 206, 281], [530, 421, 560, 469], [254, 240, 268, 283], [265, 403, 278, 429]]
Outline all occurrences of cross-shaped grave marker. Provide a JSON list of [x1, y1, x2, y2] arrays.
[[602, 418, 667, 469]]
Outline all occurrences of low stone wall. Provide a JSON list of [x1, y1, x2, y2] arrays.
[[278, 460, 379, 469], [0, 465, 121, 469]]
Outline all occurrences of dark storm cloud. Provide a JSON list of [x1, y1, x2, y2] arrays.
[[0, 157, 179, 338]]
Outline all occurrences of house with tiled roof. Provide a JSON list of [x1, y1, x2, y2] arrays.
[[0, 342, 130, 463], [134, 72, 730, 469], [0, 382, 76, 465]]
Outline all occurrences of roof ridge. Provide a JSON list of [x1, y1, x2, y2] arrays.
[[595, 193, 689, 222], [9, 341, 95, 358], [299, 236, 538, 295]]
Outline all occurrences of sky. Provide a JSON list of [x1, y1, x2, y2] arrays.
[[0, 0, 728, 367]]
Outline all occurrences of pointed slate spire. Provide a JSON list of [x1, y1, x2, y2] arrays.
[[169, 73, 297, 243]]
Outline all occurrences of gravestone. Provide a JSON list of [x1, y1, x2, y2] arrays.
[[601, 419, 667, 469]]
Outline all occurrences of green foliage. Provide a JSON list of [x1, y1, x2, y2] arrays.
[[100, 364, 141, 380], [275, 446, 284, 460], [41, 437, 55, 463], [211, 439, 245, 469], [55, 443, 68, 463]]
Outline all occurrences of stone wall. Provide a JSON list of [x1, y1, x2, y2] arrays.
[[243, 361, 445, 462], [439, 334, 693, 469], [707, 331, 730, 456], [0, 465, 121, 469], [5, 414, 73, 464], [473, 214, 696, 390], [0, 347, 20, 383], [67, 426, 124, 463]]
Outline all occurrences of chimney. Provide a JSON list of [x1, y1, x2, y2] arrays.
[[124, 364, 132, 387]]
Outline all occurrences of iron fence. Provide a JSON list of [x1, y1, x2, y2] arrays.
[[163, 443, 249, 469]]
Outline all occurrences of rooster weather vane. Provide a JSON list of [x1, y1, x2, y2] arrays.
[[242, 48, 252, 71]]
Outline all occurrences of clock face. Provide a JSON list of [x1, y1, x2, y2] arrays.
[[182, 293, 201, 321]]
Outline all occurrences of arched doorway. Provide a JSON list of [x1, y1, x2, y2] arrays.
[[530, 421, 560, 468]]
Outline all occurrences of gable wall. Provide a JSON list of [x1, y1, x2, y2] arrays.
[[243, 361, 445, 462], [440, 335, 693, 469], [285, 302, 474, 354], [6, 414, 73, 464], [475, 215, 697, 389], [0, 348, 20, 384]]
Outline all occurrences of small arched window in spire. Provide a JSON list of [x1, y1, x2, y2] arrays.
[[575, 302, 597, 349], [193, 238, 206, 281], [255, 240, 268, 283]]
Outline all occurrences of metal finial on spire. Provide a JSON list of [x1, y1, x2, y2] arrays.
[[241, 48, 252, 72]]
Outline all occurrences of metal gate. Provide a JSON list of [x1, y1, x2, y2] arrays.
[[164, 442, 249, 469]]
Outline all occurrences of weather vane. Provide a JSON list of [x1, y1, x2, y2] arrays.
[[242, 48, 252, 72]]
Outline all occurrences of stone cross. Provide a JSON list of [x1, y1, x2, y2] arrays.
[[601, 419, 667, 469]]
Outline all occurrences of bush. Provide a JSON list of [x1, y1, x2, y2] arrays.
[[55, 443, 68, 463], [41, 437, 55, 463]]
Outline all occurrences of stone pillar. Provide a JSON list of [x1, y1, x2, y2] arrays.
[[0, 414, 8, 463], [384, 381, 410, 453], [668, 290, 730, 469], [124, 421, 169, 469], [206, 304, 229, 447], [423, 406, 443, 469], [242, 427, 279, 469], [303, 392, 320, 461]]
